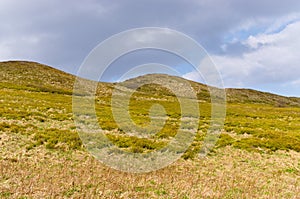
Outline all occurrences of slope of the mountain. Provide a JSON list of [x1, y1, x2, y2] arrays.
[[121, 73, 300, 107], [1, 61, 300, 198], [0, 61, 114, 96], [0, 61, 76, 94], [120, 73, 210, 99], [1, 61, 300, 107], [226, 88, 300, 107]]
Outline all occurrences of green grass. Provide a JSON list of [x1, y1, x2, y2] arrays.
[[221, 103, 300, 153], [1, 61, 300, 157], [1, 82, 300, 160], [1, 61, 300, 198]]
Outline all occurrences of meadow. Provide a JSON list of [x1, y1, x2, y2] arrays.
[[0, 61, 299, 198]]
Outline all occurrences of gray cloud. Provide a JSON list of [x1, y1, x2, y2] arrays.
[[1, 0, 300, 95]]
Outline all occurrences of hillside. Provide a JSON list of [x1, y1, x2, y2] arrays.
[[226, 88, 300, 107], [0, 61, 75, 94], [1, 61, 300, 106], [122, 73, 300, 107], [0, 61, 300, 197]]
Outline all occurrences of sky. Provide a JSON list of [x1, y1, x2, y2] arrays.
[[1, 0, 300, 96]]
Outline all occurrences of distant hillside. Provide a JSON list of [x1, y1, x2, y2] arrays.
[[0, 61, 76, 94], [1, 60, 300, 160], [0, 61, 113, 96], [226, 88, 300, 107], [121, 73, 300, 107], [1, 61, 300, 107]]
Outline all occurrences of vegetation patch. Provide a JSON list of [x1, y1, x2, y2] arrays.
[[1, 61, 300, 198]]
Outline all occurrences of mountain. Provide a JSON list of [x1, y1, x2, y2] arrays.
[[122, 73, 300, 107], [1, 60, 300, 154], [0, 61, 75, 94], [226, 88, 300, 107], [0, 61, 114, 96], [1, 61, 298, 106], [1, 60, 299, 197]]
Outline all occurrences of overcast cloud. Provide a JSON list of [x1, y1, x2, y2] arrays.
[[1, 0, 300, 96]]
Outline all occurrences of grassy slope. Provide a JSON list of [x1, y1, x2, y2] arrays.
[[0, 61, 300, 198]]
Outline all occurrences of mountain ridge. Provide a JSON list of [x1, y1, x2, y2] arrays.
[[1, 60, 299, 107]]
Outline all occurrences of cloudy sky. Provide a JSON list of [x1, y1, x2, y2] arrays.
[[1, 0, 300, 96]]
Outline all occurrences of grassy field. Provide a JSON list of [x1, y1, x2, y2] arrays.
[[0, 61, 300, 198]]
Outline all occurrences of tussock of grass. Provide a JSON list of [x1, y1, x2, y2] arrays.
[[0, 146, 299, 198], [28, 128, 82, 151]]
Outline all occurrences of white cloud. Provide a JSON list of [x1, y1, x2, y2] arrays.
[[184, 20, 300, 91], [265, 12, 300, 33], [222, 21, 300, 86], [183, 71, 202, 82], [183, 56, 225, 88], [0, 33, 56, 61]]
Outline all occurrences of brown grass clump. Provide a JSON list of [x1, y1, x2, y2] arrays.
[[0, 145, 299, 198]]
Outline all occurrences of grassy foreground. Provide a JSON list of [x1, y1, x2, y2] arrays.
[[0, 61, 300, 198], [1, 145, 299, 198]]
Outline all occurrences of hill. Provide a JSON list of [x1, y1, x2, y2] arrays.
[[0, 61, 75, 94], [1, 61, 300, 106], [122, 73, 300, 107], [0, 61, 300, 197]]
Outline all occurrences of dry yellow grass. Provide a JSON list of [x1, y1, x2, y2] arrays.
[[1, 141, 299, 198], [1, 61, 300, 198]]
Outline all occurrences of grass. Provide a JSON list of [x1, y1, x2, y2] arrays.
[[0, 146, 299, 198], [0, 61, 300, 197], [221, 103, 300, 153]]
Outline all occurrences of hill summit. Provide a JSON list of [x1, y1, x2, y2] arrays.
[[0, 60, 299, 107]]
